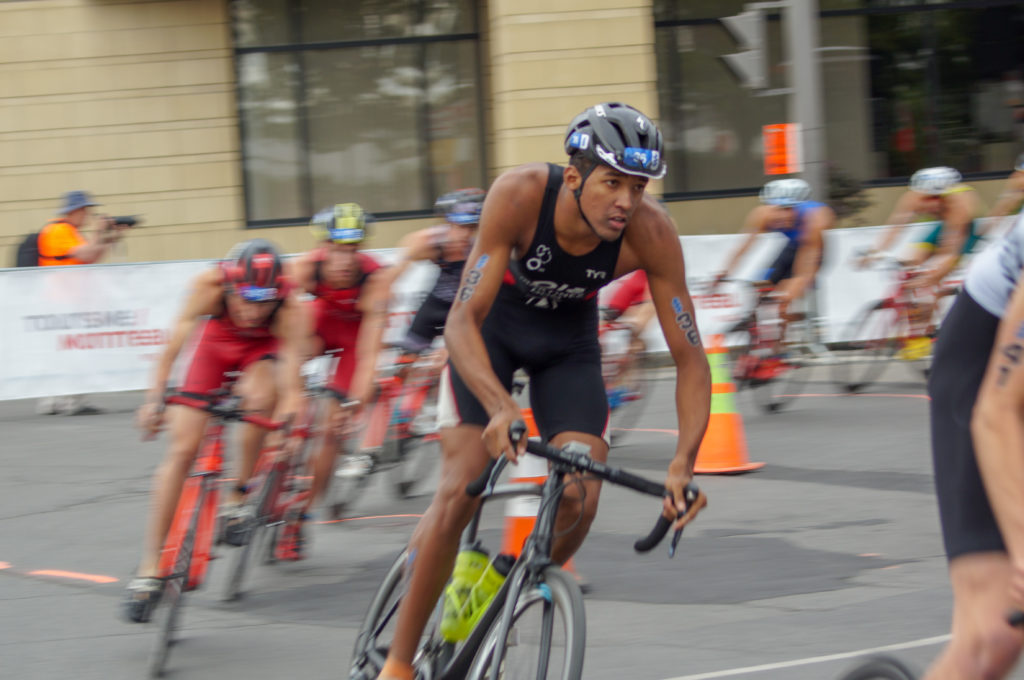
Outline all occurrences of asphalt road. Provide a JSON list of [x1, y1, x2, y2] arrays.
[[2, 360, 1018, 680]]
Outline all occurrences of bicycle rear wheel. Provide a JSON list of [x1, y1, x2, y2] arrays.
[[466, 566, 586, 680], [837, 655, 918, 680], [606, 349, 648, 446], [748, 317, 814, 414], [350, 549, 453, 680], [222, 466, 279, 602], [386, 432, 440, 499], [149, 478, 208, 677], [831, 301, 904, 393]]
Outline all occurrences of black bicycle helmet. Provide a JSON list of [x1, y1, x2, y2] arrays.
[[222, 238, 285, 301], [564, 102, 666, 181], [446, 190, 485, 225], [434, 187, 485, 218]]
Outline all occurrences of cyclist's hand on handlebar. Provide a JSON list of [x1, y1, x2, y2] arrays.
[[483, 400, 527, 464], [136, 401, 165, 440], [664, 459, 707, 532]]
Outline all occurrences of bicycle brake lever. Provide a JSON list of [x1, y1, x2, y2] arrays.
[[668, 485, 700, 558]]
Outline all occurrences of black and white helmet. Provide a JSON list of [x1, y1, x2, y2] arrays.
[[759, 178, 812, 207], [564, 102, 666, 180], [909, 167, 961, 196]]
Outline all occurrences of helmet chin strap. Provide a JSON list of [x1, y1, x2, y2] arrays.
[[573, 164, 601, 236]]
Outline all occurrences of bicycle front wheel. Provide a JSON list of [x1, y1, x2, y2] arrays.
[[748, 318, 814, 414], [149, 478, 208, 677], [466, 566, 586, 680], [837, 655, 918, 680], [831, 301, 904, 393]]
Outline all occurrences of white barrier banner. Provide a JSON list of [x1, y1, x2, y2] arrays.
[[0, 220, 1004, 400]]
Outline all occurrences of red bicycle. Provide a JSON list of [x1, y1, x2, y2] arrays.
[[148, 389, 282, 677], [325, 346, 442, 518], [832, 254, 947, 392]]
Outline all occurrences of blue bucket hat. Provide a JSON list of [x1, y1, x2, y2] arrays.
[[57, 190, 100, 215]]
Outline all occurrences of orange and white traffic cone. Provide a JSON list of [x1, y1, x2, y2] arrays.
[[694, 335, 764, 474], [502, 408, 582, 580]]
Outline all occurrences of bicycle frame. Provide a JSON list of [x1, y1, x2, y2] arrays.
[[359, 353, 440, 452], [430, 469, 555, 680], [157, 420, 225, 590]]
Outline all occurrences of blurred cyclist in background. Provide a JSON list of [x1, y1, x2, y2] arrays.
[[288, 203, 392, 557], [987, 153, 1024, 221], [860, 166, 983, 289], [711, 178, 834, 318], [382, 188, 485, 356], [125, 238, 309, 621]]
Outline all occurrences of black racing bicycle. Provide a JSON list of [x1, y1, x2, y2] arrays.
[[349, 422, 698, 680], [837, 655, 918, 680]]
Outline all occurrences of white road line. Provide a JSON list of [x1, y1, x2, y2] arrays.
[[660, 634, 950, 680]]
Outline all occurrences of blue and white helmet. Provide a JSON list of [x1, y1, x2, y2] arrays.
[[759, 178, 811, 206], [909, 167, 961, 196], [1015, 153, 1024, 172], [564, 102, 667, 180]]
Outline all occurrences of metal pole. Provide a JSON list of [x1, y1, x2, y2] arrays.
[[784, 0, 829, 347], [785, 0, 826, 202]]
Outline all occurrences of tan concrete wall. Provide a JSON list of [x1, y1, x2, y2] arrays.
[[487, 0, 661, 183], [0, 0, 261, 264]]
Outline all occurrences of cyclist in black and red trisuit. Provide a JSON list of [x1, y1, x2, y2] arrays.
[[383, 189, 485, 355], [374, 102, 710, 680]]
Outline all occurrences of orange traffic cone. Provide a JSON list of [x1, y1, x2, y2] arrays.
[[501, 408, 580, 577], [694, 335, 763, 474]]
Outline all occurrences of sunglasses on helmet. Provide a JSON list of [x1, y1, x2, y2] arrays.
[[236, 284, 280, 303]]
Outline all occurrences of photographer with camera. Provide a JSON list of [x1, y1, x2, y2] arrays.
[[37, 190, 135, 266], [35, 191, 137, 415]]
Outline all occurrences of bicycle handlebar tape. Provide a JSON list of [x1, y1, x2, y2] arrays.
[[694, 334, 764, 474], [500, 408, 582, 581]]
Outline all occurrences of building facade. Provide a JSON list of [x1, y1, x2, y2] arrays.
[[2, 0, 1022, 264]]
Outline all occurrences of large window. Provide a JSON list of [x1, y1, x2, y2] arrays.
[[654, 1, 1024, 197], [233, 0, 485, 225]]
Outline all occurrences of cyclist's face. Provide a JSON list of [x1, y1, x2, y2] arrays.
[[575, 165, 649, 241], [225, 293, 277, 328], [766, 205, 796, 228], [322, 242, 362, 287], [917, 193, 945, 215], [445, 222, 477, 255]]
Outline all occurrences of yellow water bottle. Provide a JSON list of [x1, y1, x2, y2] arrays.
[[464, 553, 515, 633], [440, 543, 490, 642]]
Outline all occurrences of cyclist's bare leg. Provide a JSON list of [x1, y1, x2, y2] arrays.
[[923, 552, 1023, 680], [232, 358, 278, 504], [308, 396, 344, 508], [380, 424, 491, 674], [137, 404, 211, 578], [549, 431, 608, 565], [620, 301, 655, 350]]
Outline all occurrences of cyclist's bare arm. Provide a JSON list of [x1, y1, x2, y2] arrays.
[[786, 204, 834, 300], [870, 191, 920, 256], [620, 199, 711, 528], [138, 269, 224, 430], [286, 251, 318, 295], [973, 272, 1024, 584], [349, 269, 393, 405], [989, 171, 1024, 220], [925, 191, 976, 286], [444, 164, 546, 461], [271, 293, 313, 422], [378, 227, 441, 290], [716, 206, 769, 283]]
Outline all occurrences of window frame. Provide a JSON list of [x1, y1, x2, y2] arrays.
[[231, 1, 488, 227]]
